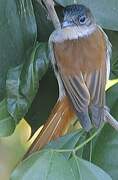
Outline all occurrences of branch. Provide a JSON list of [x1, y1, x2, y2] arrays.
[[39, 0, 61, 29], [105, 109, 118, 130]]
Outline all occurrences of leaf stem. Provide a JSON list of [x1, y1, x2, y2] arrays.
[[74, 128, 101, 152], [53, 127, 102, 154], [53, 149, 74, 153]]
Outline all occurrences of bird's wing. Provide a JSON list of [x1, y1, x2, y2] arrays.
[[61, 28, 111, 129], [60, 73, 92, 131], [86, 27, 111, 127], [84, 68, 106, 127]]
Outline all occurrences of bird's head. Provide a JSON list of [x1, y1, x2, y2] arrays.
[[51, 4, 97, 42], [62, 4, 96, 29]]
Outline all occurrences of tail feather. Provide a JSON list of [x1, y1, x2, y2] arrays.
[[24, 96, 75, 158]]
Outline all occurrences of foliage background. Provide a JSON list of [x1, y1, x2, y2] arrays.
[[0, 0, 118, 179]]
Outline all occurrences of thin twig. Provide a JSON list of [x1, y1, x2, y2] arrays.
[[39, 0, 61, 29], [105, 110, 118, 130]]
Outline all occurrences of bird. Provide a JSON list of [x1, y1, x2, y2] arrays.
[[49, 4, 111, 131], [24, 4, 111, 157]]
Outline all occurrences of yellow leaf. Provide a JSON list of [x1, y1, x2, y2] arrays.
[[0, 119, 31, 180], [106, 79, 118, 90]]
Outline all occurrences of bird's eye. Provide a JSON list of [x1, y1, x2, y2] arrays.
[[79, 16, 86, 24]]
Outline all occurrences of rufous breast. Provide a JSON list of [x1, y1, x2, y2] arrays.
[[53, 28, 106, 75]]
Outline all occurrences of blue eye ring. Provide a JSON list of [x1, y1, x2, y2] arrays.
[[79, 15, 86, 24]]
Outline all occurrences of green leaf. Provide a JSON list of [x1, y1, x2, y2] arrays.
[[84, 72, 118, 180], [103, 84, 118, 177], [32, 0, 54, 42], [6, 43, 49, 123], [10, 150, 75, 180], [55, 0, 118, 31], [45, 130, 86, 159], [10, 149, 112, 180], [92, 124, 118, 180], [0, 0, 37, 100], [106, 84, 118, 119], [0, 99, 15, 136], [69, 155, 112, 180]]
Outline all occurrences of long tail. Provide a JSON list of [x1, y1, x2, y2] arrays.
[[24, 96, 75, 158]]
